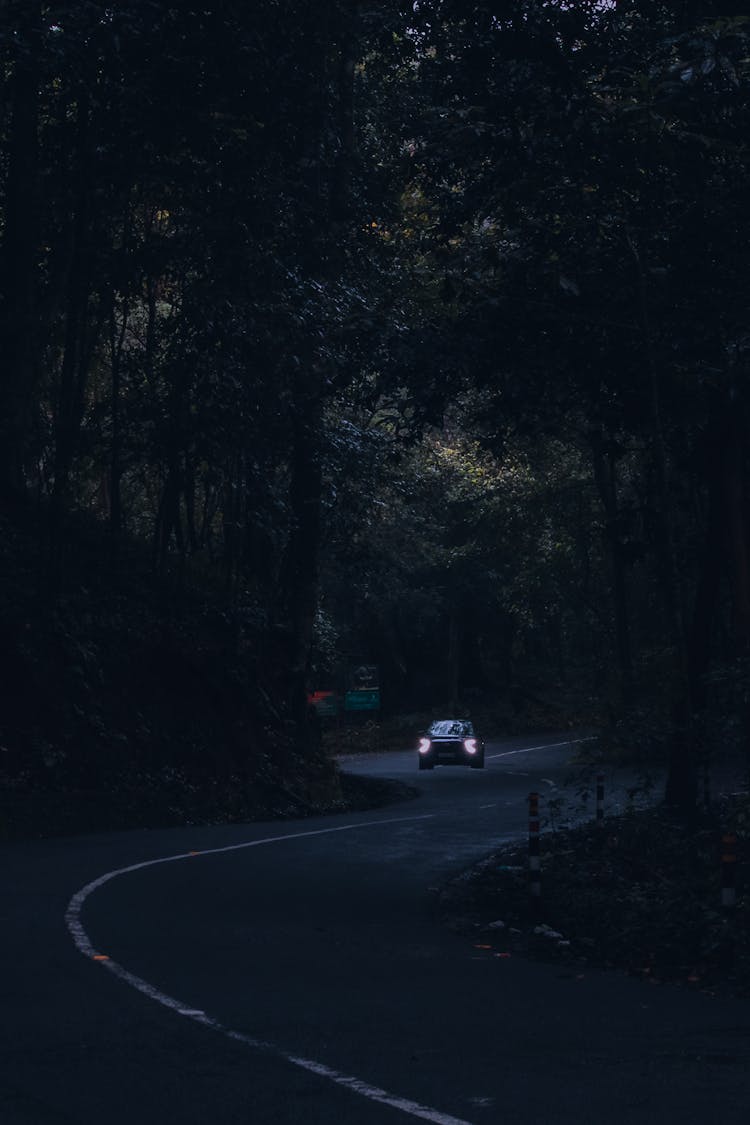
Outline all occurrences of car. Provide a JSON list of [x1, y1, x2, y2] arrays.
[[417, 719, 485, 770]]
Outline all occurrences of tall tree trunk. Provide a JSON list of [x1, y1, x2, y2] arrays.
[[590, 432, 634, 705], [723, 416, 750, 649], [0, 2, 40, 508], [107, 201, 134, 565], [687, 423, 725, 805], [721, 408, 750, 768], [222, 457, 241, 591], [276, 3, 360, 738], [153, 466, 184, 574], [278, 379, 324, 728], [688, 400, 750, 790], [330, 4, 358, 233], [688, 440, 723, 714], [109, 291, 129, 565], [50, 89, 93, 591], [630, 235, 695, 812], [447, 603, 461, 713]]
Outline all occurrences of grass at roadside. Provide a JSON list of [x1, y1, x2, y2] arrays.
[[322, 714, 423, 757], [439, 795, 750, 997], [0, 765, 418, 841]]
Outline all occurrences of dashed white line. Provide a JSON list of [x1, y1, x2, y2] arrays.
[[487, 736, 595, 760], [66, 812, 474, 1125]]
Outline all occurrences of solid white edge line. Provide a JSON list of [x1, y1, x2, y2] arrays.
[[65, 814, 435, 956], [65, 812, 474, 1125], [487, 736, 595, 760]]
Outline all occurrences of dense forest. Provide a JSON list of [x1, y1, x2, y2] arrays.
[[1, 1, 749, 827]]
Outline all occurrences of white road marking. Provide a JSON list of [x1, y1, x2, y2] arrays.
[[479, 804, 496, 809], [540, 778, 557, 788], [487, 736, 594, 760], [66, 812, 474, 1125]]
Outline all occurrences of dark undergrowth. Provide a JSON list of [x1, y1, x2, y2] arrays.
[[0, 511, 422, 841], [0, 767, 418, 841], [440, 795, 750, 998]]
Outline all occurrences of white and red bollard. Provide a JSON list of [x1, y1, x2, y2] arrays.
[[528, 791, 541, 906], [722, 833, 737, 909], [596, 773, 605, 829]]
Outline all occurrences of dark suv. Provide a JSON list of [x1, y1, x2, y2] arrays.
[[417, 719, 485, 770]]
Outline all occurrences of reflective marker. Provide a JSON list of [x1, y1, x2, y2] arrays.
[[721, 833, 737, 909], [596, 774, 605, 829], [528, 792, 541, 907]]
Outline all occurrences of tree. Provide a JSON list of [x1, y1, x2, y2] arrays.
[[0, 2, 41, 504], [375, 0, 750, 808]]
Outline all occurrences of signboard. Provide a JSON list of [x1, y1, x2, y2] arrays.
[[308, 691, 339, 717], [344, 689, 380, 712]]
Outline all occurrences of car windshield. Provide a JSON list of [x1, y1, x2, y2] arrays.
[[428, 720, 474, 737]]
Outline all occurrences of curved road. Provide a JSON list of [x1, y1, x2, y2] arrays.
[[3, 733, 749, 1123]]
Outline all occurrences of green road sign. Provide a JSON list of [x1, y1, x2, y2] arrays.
[[344, 689, 380, 712]]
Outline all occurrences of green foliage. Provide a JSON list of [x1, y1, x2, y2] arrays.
[[318, 409, 610, 715], [370, 0, 750, 794], [3, 1, 750, 820], [442, 800, 750, 994]]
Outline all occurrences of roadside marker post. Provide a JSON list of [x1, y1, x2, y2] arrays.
[[721, 833, 738, 909], [528, 791, 541, 911], [596, 773, 605, 829]]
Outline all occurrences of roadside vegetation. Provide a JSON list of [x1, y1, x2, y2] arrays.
[[440, 780, 750, 997], [2, 4, 750, 851]]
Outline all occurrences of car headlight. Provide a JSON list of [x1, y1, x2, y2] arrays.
[[418, 738, 432, 754], [463, 738, 477, 754]]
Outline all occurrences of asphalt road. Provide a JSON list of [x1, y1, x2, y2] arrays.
[[3, 733, 750, 1124]]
